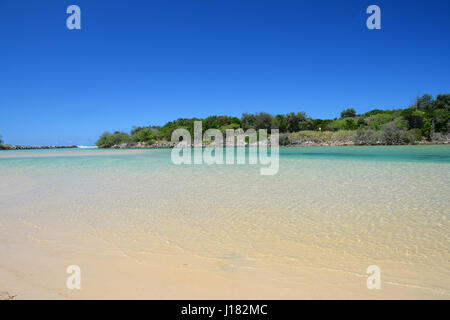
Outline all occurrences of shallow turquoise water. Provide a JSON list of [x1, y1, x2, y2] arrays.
[[0, 145, 449, 297], [1, 145, 449, 168], [280, 145, 450, 163]]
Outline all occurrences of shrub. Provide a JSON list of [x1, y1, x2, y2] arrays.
[[378, 122, 419, 144], [279, 133, 290, 146], [353, 128, 382, 145], [381, 122, 406, 144], [288, 130, 355, 144], [431, 132, 450, 143], [96, 131, 130, 148], [131, 126, 160, 143]]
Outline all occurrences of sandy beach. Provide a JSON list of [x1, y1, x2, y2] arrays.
[[1, 147, 449, 299]]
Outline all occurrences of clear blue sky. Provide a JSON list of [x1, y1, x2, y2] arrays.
[[1, 0, 449, 146]]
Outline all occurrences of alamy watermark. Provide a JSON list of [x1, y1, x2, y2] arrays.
[[366, 5, 381, 30], [66, 5, 81, 30], [66, 265, 81, 290], [65, 5, 381, 32], [366, 265, 381, 290], [170, 121, 279, 175]]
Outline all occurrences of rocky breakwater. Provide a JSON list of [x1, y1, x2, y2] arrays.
[[0, 144, 78, 150]]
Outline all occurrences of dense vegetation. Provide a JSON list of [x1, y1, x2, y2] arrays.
[[96, 94, 450, 147]]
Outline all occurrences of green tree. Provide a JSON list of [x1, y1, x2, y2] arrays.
[[96, 131, 130, 148], [94, 93, 449, 147], [401, 108, 425, 129], [431, 108, 450, 133], [131, 126, 160, 143], [344, 118, 358, 130], [272, 115, 285, 132], [432, 94, 450, 110], [240, 113, 257, 131], [231, 117, 241, 125], [340, 108, 356, 118], [255, 112, 273, 130], [414, 94, 433, 111], [356, 118, 367, 128], [285, 112, 306, 132], [363, 109, 384, 117], [203, 115, 233, 130]]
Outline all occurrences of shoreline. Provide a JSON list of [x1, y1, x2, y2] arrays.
[[0, 141, 449, 151], [104, 139, 449, 149]]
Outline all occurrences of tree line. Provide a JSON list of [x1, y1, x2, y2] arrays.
[[96, 94, 450, 147]]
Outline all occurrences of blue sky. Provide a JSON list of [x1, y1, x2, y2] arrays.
[[1, 0, 449, 146]]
